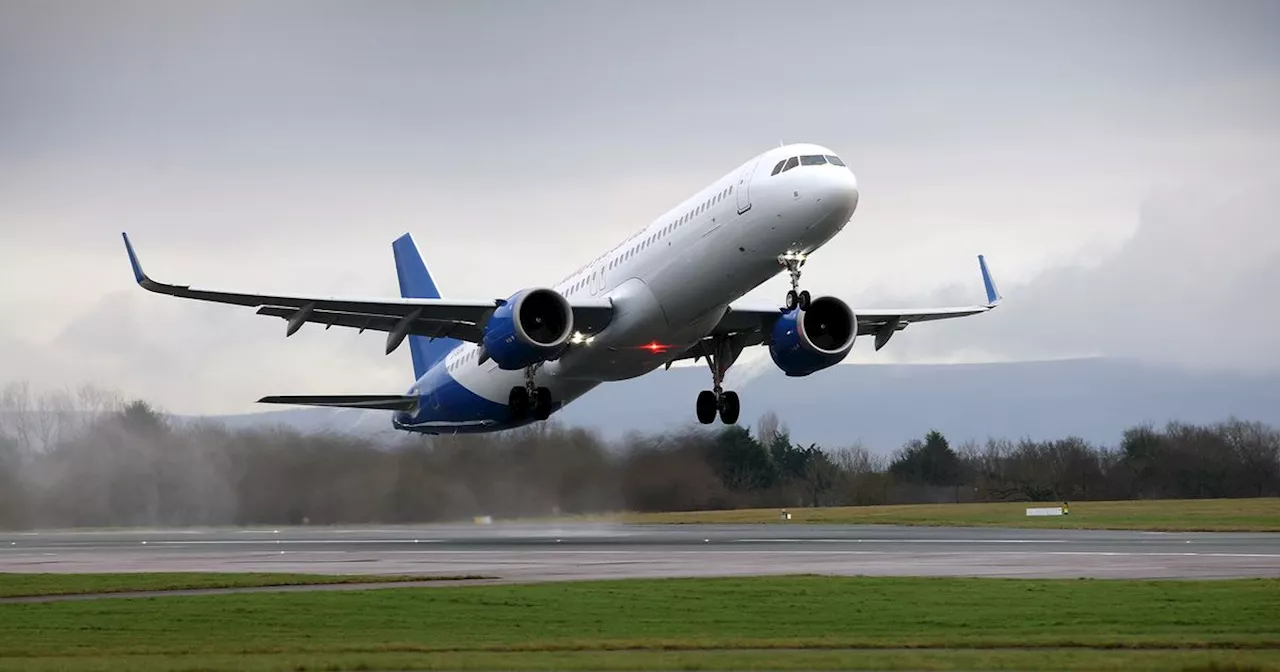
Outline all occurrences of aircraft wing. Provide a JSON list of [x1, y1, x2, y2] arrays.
[[121, 233, 613, 352], [666, 255, 1002, 364]]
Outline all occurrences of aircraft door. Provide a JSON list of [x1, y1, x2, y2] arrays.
[[735, 157, 761, 214]]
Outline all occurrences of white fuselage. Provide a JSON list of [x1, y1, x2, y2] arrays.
[[401, 143, 859, 432]]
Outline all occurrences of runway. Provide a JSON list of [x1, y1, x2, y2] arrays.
[[3, 523, 1279, 582]]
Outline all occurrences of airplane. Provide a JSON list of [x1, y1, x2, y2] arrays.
[[121, 142, 1001, 434]]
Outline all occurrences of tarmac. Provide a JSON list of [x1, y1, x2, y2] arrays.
[[3, 523, 1279, 587]]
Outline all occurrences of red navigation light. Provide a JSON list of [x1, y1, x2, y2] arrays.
[[643, 341, 670, 354]]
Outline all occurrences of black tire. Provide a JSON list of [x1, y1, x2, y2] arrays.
[[533, 386, 553, 421], [785, 290, 798, 311], [696, 390, 717, 424], [798, 290, 811, 311], [509, 387, 530, 421], [719, 390, 740, 425]]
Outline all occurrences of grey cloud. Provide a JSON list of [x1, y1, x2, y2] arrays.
[[876, 178, 1280, 372], [2, 0, 1278, 410]]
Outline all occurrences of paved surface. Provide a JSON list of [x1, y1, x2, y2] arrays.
[[3, 524, 1278, 582]]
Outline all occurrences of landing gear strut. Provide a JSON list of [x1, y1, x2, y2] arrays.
[[695, 337, 742, 425], [780, 253, 811, 311], [509, 363, 553, 422]]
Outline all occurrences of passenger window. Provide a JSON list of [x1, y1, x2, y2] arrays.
[[800, 155, 827, 165], [825, 155, 846, 166], [782, 156, 799, 172]]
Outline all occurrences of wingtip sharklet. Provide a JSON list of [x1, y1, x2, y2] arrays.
[[978, 254, 1002, 307], [121, 232, 147, 285]]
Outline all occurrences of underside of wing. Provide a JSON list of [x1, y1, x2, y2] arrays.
[[257, 395, 420, 411], [121, 233, 613, 350], [664, 255, 1003, 364]]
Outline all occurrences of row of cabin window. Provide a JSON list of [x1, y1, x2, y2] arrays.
[[770, 154, 846, 176], [607, 184, 734, 270]]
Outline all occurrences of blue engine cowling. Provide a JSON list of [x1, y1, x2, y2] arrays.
[[482, 288, 574, 370], [768, 296, 858, 377]]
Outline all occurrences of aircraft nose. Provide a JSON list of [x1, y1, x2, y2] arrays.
[[820, 166, 859, 215]]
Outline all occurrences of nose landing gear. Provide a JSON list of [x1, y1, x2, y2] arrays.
[[695, 336, 744, 425], [780, 253, 811, 311]]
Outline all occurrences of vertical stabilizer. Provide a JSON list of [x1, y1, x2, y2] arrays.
[[392, 233, 459, 378]]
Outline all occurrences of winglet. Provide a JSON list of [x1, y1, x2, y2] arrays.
[[978, 254, 1002, 307], [121, 232, 148, 285]]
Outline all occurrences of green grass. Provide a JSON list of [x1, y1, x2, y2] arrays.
[[1, 575, 1277, 670], [599, 497, 1280, 531], [0, 572, 480, 598], [2, 649, 1277, 671]]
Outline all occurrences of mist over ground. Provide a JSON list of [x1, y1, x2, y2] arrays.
[[2, 382, 1276, 531]]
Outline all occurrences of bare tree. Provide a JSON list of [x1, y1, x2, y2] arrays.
[[756, 410, 783, 447], [0, 381, 34, 454]]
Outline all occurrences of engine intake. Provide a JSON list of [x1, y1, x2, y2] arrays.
[[482, 288, 574, 370], [768, 296, 857, 377]]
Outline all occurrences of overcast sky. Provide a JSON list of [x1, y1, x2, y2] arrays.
[[2, 0, 1278, 413]]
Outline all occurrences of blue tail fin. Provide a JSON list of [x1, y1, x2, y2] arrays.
[[392, 233, 459, 379]]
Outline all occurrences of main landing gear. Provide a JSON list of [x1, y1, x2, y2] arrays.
[[509, 364, 553, 422], [780, 253, 811, 311], [695, 337, 743, 425]]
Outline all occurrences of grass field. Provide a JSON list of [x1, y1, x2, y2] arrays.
[[1, 574, 1277, 671], [0, 573, 478, 599], [605, 497, 1280, 531]]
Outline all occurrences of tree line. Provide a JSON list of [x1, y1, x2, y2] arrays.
[[1, 382, 1277, 529]]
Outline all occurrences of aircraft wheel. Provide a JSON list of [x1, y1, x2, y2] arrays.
[[798, 290, 811, 311], [695, 390, 717, 425], [719, 390, 740, 425], [509, 387, 530, 421], [785, 290, 798, 311], [533, 386, 553, 421]]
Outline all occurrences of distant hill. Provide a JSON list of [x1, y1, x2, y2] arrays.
[[203, 358, 1280, 453]]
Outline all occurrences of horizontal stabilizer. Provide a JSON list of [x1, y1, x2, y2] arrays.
[[257, 395, 420, 412]]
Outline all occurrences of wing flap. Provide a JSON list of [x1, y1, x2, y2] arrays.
[[255, 306, 485, 342]]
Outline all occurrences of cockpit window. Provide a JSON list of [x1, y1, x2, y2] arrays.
[[782, 156, 799, 172], [771, 160, 785, 176], [799, 155, 827, 166], [825, 155, 846, 167]]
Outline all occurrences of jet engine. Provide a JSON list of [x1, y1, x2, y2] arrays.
[[482, 288, 574, 370], [768, 296, 857, 377]]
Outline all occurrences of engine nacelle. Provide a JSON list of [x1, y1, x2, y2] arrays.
[[768, 296, 857, 377], [482, 288, 574, 370]]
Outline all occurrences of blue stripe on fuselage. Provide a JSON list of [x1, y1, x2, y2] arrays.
[[393, 362, 545, 434]]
